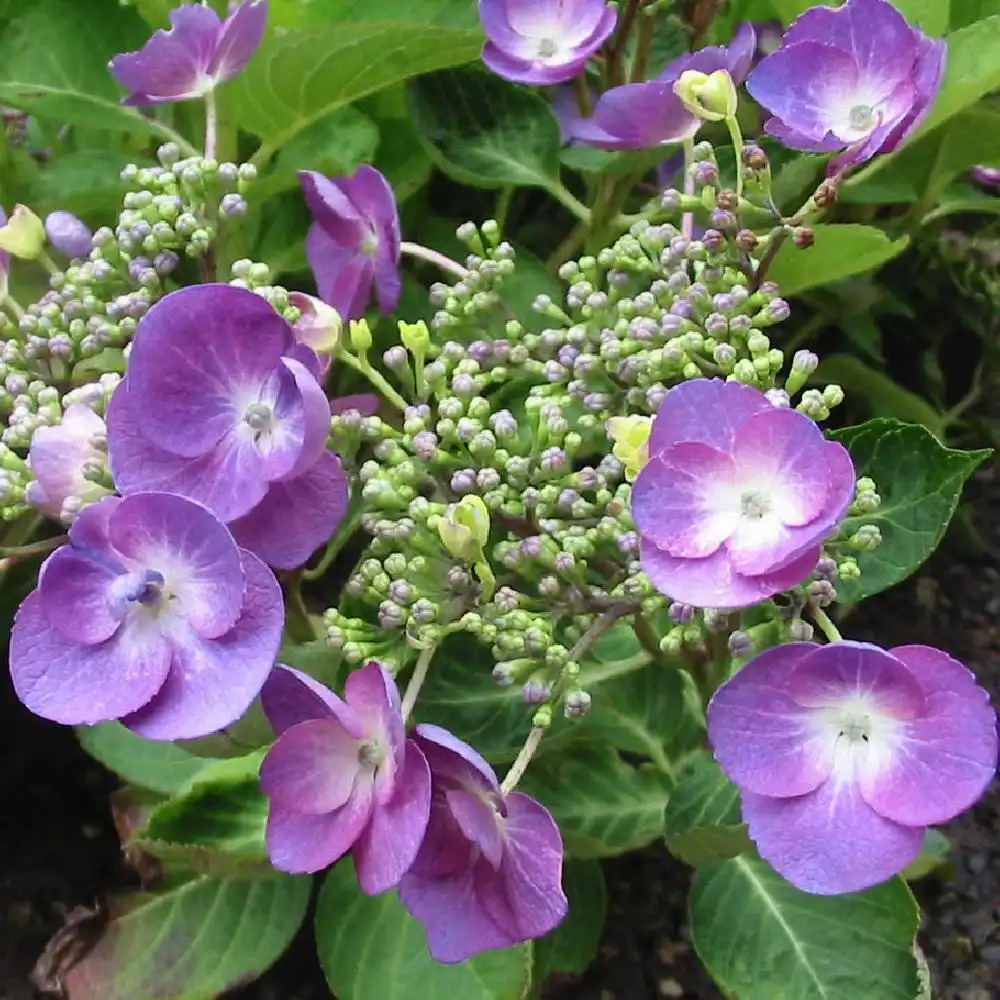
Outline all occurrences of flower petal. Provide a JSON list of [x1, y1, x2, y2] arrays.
[[305, 223, 374, 322], [27, 403, 105, 519], [36, 546, 122, 644], [708, 641, 835, 798], [299, 171, 368, 246], [446, 788, 504, 868], [583, 81, 698, 150], [414, 723, 500, 789], [207, 0, 268, 83], [261, 664, 363, 738]]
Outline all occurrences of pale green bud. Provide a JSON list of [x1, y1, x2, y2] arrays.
[[0, 205, 46, 259], [674, 69, 738, 122], [438, 494, 491, 561]]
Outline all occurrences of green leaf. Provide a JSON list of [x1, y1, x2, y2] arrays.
[[534, 859, 606, 980], [691, 859, 920, 1000], [664, 752, 752, 866], [407, 66, 562, 190], [232, 20, 482, 149], [63, 872, 310, 1000], [316, 862, 533, 1000], [269, 0, 480, 30], [951, 0, 1000, 30], [519, 746, 672, 858], [831, 419, 990, 601], [25, 150, 133, 217], [768, 225, 909, 296], [76, 722, 208, 795]]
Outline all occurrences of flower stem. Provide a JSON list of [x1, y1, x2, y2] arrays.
[[203, 88, 218, 160], [401, 644, 436, 722], [811, 606, 843, 643], [725, 115, 744, 200], [335, 348, 409, 411], [1, 295, 25, 320], [500, 725, 546, 795], [302, 504, 362, 580], [545, 181, 592, 224], [681, 136, 696, 242], [0, 533, 66, 560], [400, 240, 467, 279]]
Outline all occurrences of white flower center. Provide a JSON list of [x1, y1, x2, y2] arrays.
[[537, 37, 558, 58], [848, 104, 876, 131], [813, 697, 902, 784], [739, 489, 772, 519], [357, 739, 386, 771], [360, 229, 379, 257], [243, 401, 275, 437]]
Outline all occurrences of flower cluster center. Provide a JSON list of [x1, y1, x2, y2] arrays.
[[357, 739, 386, 771], [111, 568, 167, 610], [536, 37, 558, 59], [739, 489, 772, 519], [243, 401, 275, 437], [848, 103, 876, 131]]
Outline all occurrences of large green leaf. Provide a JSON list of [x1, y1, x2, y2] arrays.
[[25, 150, 133, 218], [269, 0, 480, 29], [533, 859, 606, 980], [831, 419, 990, 601], [64, 872, 311, 999], [407, 66, 563, 191], [519, 746, 672, 858], [76, 722, 209, 795], [664, 752, 751, 867], [315, 863, 533, 1000], [951, 0, 1000, 29], [232, 20, 482, 149], [691, 858, 920, 1000], [768, 225, 909, 296]]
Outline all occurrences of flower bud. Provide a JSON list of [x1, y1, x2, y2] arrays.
[[400, 320, 431, 359], [438, 494, 491, 562], [0, 205, 45, 259], [605, 414, 652, 483], [287, 292, 341, 354], [674, 69, 738, 122], [349, 318, 373, 355]]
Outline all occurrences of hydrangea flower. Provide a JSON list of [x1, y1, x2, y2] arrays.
[[971, 165, 1000, 188], [746, 0, 945, 175], [300, 167, 401, 322], [106, 284, 349, 570], [25, 403, 110, 522], [708, 640, 998, 894], [399, 724, 567, 963], [479, 0, 617, 86], [109, 0, 268, 105], [631, 379, 854, 609], [9, 492, 283, 740], [259, 663, 431, 891], [563, 25, 755, 150], [44, 211, 93, 259]]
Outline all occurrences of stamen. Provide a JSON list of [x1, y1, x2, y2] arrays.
[[243, 402, 274, 435], [740, 490, 771, 519], [537, 38, 558, 58], [848, 104, 876, 131]]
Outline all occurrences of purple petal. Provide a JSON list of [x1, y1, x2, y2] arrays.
[[67, 494, 121, 553], [481, 45, 591, 86], [299, 171, 368, 246], [344, 662, 405, 799], [305, 224, 375, 322], [446, 788, 504, 868], [261, 664, 363, 738], [44, 211, 93, 258], [206, 0, 268, 83], [860, 645, 997, 827], [107, 492, 245, 638], [640, 535, 819, 610], [708, 641, 836, 798], [742, 779, 923, 895], [127, 284, 293, 458], [259, 718, 362, 814], [407, 781, 478, 881], [414, 723, 500, 789], [10, 592, 172, 725], [632, 445, 738, 558], [763, 117, 844, 153], [399, 863, 515, 964], [581, 81, 698, 150], [122, 549, 282, 740], [722, 22, 757, 83], [228, 450, 349, 570], [354, 739, 432, 894], [27, 403, 106, 519], [266, 780, 375, 874], [36, 546, 121, 644], [648, 378, 772, 456], [108, 4, 221, 104]]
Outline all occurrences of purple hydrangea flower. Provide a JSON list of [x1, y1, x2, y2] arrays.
[[971, 165, 1000, 188], [9, 492, 283, 739], [259, 663, 431, 890], [26, 403, 109, 521], [107, 284, 349, 570], [44, 211, 93, 259], [109, 0, 268, 106], [300, 167, 402, 322], [746, 0, 946, 175], [631, 379, 855, 610], [479, 0, 617, 86], [398, 724, 567, 964], [708, 640, 998, 894], [563, 24, 756, 150]]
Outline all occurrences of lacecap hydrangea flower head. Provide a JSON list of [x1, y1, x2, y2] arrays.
[[9, 492, 283, 740], [708, 641, 997, 894], [747, 0, 946, 175], [632, 378, 855, 610], [106, 284, 349, 570]]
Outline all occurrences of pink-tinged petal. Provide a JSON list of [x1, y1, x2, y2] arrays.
[[742, 780, 924, 895], [67, 494, 121, 553], [585, 81, 699, 149], [399, 864, 515, 964], [207, 0, 268, 83], [107, 381, 269, 523], [261, 664, 364, 738], [27, 403, 106, 519], [408, 783, 477, 880], [478, 3, 535, 57], [122, 549, 282, 740], [648, 378, 772, 455], [284, 342, 326, 382], [446, 788, 504, 868], [414, 723, 500, 789], [127, 284, 292, 458], [344, 662, 404, 798], [878, 36, 946, 153], [787, 641, 925, 718], [482, 45, 590, 87], [36, 547, 121, 644], [299, 171, 368, 246], [354, 740, 432, 894], [260, 718, 361, 814], [10, 593, 172, 725], [476, 792, 567, 941], [305, 224, 375, 322], [708, 642, 835, 798], [860, 646, 998, 827], [109, 4, 221, 103], [107, 492, 245, 639], [632, 445, 739, 558], [640, 536, 819, 611], [228, 450, 349, 570], [266, 781, 374, 874]]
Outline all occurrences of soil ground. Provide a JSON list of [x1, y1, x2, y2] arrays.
[[2, 467, 998, 1000]]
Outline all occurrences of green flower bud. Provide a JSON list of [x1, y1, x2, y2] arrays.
[[674, 69, 738, 122], [0, 204, 45, 259], [438, 494, 491, 561], [349, 318, 373, 355]]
